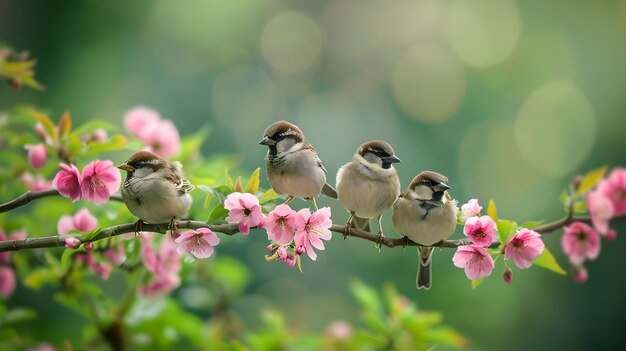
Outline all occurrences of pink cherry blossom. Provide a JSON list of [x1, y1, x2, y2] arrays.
[[463, 215, 497, 247], [21, 172, 53, 191], [504, 229, 545, 269], [224, 192, 265, 234], [93, 129, 108, 142], [57, 208, 98, 235], [104, 244, 127, 266], [452, 245, 495, 280], [139, 273, 181, 297], [587, 190, 614, 235], [81, 160, 121, 204], [139, 235, 182, 296], [561, 222, 601, 265], [597, 168, 626, 215], [264, 204, 299, 245], [0, 266, 16, 298], [75, 253, 112, 280], [124, 106, 161, 139], [605, 229, 617, 241], [25, 144, 47, 169], [52, 163, 82, 202], [64, 237, 81, 249], [277, 246, 297, 267], [175, 228, 220, 259], [460, 198, 482, 222], [573, 265, 588, 284], [294, 207, 332, 261]]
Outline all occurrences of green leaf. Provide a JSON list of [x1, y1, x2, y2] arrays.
[[24, 268, 58, 289], [234, 176, 243, 193], [245, 168, 261, 194], [72, 120, 119, 135], [534, 247, 566, 275], [496, 219, 516, 244], [471, 279, 484, 289], [207, 204, 228, 222], [521, 221, 543, 229], [224, 169, 234, 189], [30, 109, 56, 139], [58, 110, 72, 137], [83, 134, 127, 156], [576, 166, 608, 195], [3, 308, 37, 324], [258, 188, 280, 204], [574, 201, 587, 213], [487, 199, 497, 221]]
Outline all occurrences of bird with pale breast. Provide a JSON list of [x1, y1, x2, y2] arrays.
[[336, 140, 401, 247], [392, 171, 458, 290], [259, 121, 337, 210], [117, 150, 194, 232]]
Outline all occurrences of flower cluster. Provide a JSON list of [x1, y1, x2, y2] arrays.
[[52, 160, 121, 204], [0, 229, 27, 298], [139, 234, 182, 296], [453, 199, 544, 283], [560, 168, 626, 283], [124, 106, 181, 158], [57, 208, 98, 236]]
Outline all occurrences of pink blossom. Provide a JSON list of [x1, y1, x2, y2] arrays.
[[26, 342, 56, 351], [52, 163, 82, 202], [264, 204, 299, 245], [139, 235, 182, 296], [57, 208, 98, 235], [25, 144, 47, 169], [124, 106, 161, 139], [504, 229, 545, 269], [587, 190, 614, 235], [605, 229, 617, 241], [64, 237, 81, 249], [75, 253, 112, 280], [294, 207, 332, 261], [561, 222, 601, 264], [0, 266, 16, 298], [460, 198, 482, 222], [139, 273, 181, 297], [277, 246, 297, 267], [104, 244, 127, 266], [573, 265, 588, 284], [81, 160, 121, 204], [597, 168, 626, 215], [93, 129, 108, 142], [224, 192, 265, 234], [21, 172, 53, 191], [452, 245, 495, 280], [463, 215, 497, 247], [175, 228, 220, 259]]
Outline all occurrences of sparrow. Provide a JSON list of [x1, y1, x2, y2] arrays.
[[336, 140, 401, 246], [117, 150, 194, 230], [259, 121, 337, 210], [391, 171, 458, 290]]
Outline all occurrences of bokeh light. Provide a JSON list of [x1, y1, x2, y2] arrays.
[[445, 0, 522, 68], [514, 80, 596, 177], [261, 11, 322, 74], [391, 44, 467, 123]]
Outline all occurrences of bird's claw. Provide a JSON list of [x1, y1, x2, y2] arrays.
[[402, 236, 410, 248], [375, 232, 385, 251], [134, 220, 143, 236], [343, 223, 351, 240]]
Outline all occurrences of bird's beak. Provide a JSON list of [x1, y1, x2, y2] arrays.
[[382, 154, 402, 164], [259, 136, 276, 146], [434, 182, 450, 192], [117, 163, 134, 172]]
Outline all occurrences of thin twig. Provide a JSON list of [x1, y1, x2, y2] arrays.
[[0, 189, 123, 213]]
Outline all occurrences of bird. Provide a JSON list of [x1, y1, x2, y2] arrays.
[[391, 171, 458, 290], [117, 150, 194, 231], [259, 121, 337, 210], [336, 140, 401, 247]]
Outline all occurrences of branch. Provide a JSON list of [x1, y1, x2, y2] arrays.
[[0, 189, 123, 213]]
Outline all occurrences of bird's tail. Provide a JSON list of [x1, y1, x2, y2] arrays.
[[417, 246, 434, 290], [321, 183, 338, 199], [351, 215, 371, 233]]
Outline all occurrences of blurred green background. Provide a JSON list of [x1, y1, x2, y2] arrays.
[[2, 0, 626, 350]]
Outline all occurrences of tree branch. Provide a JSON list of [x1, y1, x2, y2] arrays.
[[0, 189, 123, 213]]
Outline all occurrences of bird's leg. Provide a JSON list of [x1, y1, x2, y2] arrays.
[[375, 215, 385, 251], [344, 212, 355, 240], [134, 220, 144, 236], [310, 197, 319, 211], [168, 217, 178, 237], [402, 236, 410, 248], [283, 196, 295, 206]]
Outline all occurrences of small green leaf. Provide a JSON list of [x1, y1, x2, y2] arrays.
[[245, 168, 261, 194], [203, 192, 213, 209], [471, 278, 484, 289], [559, 190, 569, 206], [258, 188, 280, 204], [72, 120, 119, 135], [496, 219, 516, 244], [3, 308, 37, 324], [24, 268, 58, 289], [487, 199, 497, 221], [207, 204, 228, 222], [534, 247, 566, 275], [234, 177, 243, 193], [224, 169, 234, 189], [58, 110, 72, 137], [30, 109, 56, 139], [576, 166, 608, 195], [297, 254, 303, 273], [574, 201, 587, 213], [83, 134, 127, 156]]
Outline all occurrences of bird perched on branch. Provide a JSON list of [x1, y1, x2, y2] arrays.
[[392, 171, 458, 290], [117, 150, 194, 231], [259, 121, 337, 210], [336, 140, 401, 247]]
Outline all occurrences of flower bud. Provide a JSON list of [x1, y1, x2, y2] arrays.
[[8, 78, 22, 90], [605, 229, 617, 241], [83, 242, 94, 251], [573, 265, 588, 284], [572, 175, 583, 192], [25, 144, 47, 170], [503, 267, 513, 285], [296, 245, 305, 255], [64, 237, 81, 249]]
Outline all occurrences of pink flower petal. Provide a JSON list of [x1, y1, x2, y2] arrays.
[[57, 215, 75, 236], [73, 208, 98, 232], [53, 163, 82, 202]]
